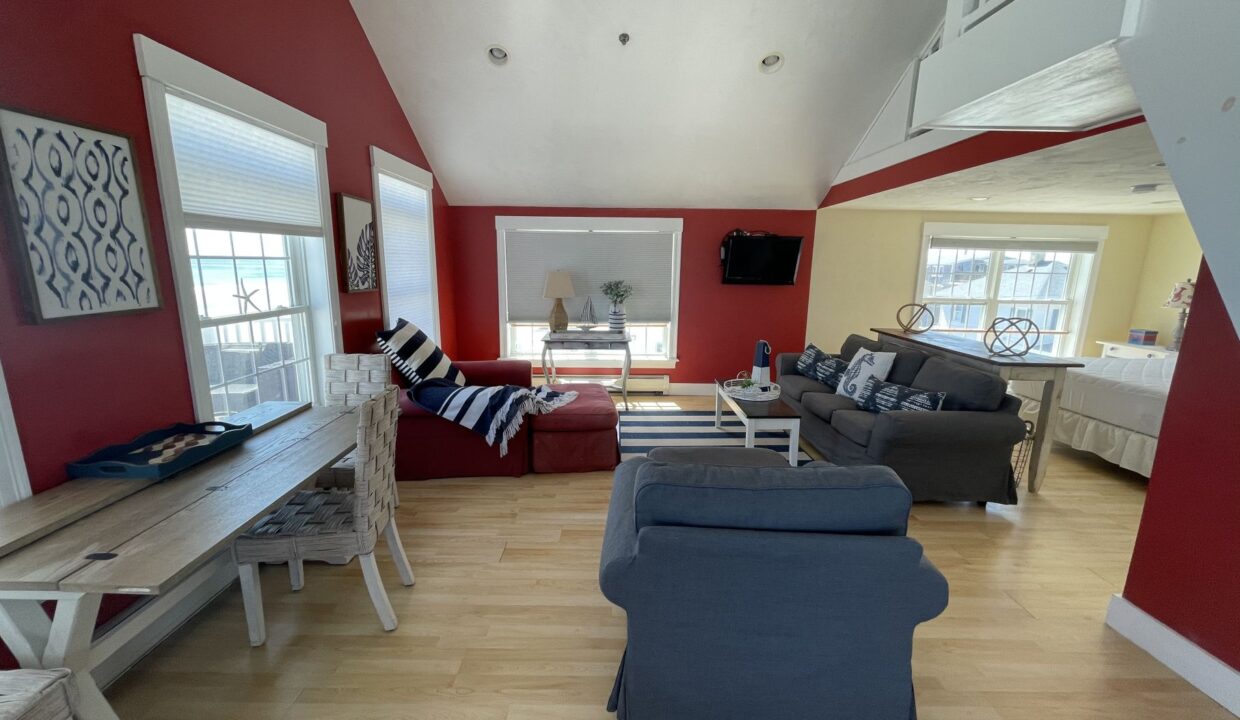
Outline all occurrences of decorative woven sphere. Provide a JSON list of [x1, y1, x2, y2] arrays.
[[984, 317, 1041, 357], [896, 303, 935, 334]]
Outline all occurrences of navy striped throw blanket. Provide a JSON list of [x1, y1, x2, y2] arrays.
[[411, 380, 578, 456]]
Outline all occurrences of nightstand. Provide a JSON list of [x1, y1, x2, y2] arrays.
[[1096, 341, 1177, 359]]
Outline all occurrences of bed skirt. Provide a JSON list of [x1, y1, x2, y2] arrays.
[[1016, 396, 1156, 477]]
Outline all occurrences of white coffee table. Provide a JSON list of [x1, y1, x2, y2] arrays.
[[714, 380, 802, 466]]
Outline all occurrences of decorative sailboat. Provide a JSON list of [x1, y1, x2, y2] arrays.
[[576, 295, 599, 330]]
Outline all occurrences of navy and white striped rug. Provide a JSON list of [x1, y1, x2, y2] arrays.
[[619, 410, 812, 465]]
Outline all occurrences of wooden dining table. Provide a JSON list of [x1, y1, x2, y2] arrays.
[[0, 401, 358, 720]]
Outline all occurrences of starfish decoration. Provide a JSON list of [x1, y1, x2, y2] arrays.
[[233, 278, 263, 314]]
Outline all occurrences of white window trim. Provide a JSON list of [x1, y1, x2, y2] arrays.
[[916, 222, 1107, 356], [135, 34, 342, 420], [370, 147, 440, 337], [0, 354, 32, 506], [495, 216, 683, 368]]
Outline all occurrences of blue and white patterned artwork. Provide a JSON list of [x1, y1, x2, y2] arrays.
[[338, 193, 377, 292], [0, 109, 158, 321]]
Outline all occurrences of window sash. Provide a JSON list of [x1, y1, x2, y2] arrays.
[[375, 171, 437, 338], [138, 36, 340, 420], [918, 239, 1093, 356], [505, 321, 673, 360]]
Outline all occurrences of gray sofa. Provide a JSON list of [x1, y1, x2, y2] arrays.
[[776, 334, 1027, 504], [600, 455, 948, 720]]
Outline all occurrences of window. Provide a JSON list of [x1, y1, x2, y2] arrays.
[[371, 148, 438, 339], [496, 217, 682, 367], [137, 35, 341, 420], [917, 223, 1105, 356], [0, 354, 31, 507]]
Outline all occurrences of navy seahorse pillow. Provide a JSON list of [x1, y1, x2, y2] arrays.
[[858, 377, 946, 413]]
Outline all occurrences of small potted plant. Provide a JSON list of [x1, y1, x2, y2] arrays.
[[600, 280, 633, 333]]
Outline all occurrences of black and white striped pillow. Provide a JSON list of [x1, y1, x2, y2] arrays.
[[376, 318, 465, 387]]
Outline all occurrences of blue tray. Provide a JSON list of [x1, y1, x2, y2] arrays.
[[66, 421, 253, 481]]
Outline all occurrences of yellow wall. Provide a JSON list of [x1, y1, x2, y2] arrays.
[[806, 208, 1164, 356], [1127, 214, 1203, 342]]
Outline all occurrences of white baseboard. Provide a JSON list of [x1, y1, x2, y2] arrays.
[[1105, 594, 1240, 715], [667, 383, 714, 396], [91, 552, 237, 689]]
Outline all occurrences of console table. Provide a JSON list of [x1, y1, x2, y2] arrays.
[[0, 402, 357, 720], [872, 328, 1084, 493], [541, 331, 632, 410]]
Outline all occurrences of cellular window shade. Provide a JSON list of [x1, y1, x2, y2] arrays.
[[165, 94, 322, 231], [377, 173, 436, 339], [504, 231, 675, 323], [930, 236, 1098, 253]]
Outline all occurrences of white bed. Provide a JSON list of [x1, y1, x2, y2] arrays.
[[1009, 356, 1177, 477]]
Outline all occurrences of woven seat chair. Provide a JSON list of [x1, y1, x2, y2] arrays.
[[0, 669, 77, 720], [232, 387, 414, 646], [316, 354, 397, 498]]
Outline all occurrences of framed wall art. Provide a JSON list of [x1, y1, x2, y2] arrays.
[[337, 193, 378, 293], [0, 107, 160, 322]]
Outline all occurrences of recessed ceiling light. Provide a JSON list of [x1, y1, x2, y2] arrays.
[[1151, 161, 1167, 168], [760, 53, 784, 74], [970, 196, 990, 201], [1130, 183, 1160, 194], [487, 45, 508, 65]]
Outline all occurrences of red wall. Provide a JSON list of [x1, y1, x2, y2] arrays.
[[0, 0, 450, 497], [449, 207, 817, 383], [1122, 263, 1240, 669]]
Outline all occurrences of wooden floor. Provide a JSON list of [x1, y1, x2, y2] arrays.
[[107, 396, 1231, 720]]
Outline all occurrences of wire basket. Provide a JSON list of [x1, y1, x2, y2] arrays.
[[1011, 420, 1036, 487], [722, 375, 782, 402]]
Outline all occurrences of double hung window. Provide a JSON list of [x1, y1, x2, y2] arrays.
[[917, 223, 1105, 356], [372, 148, 438, 338], [138, 35, 341, 419], [496, 217, 682, 366]]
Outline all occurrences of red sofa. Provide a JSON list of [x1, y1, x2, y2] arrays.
[[395, 359, 532, 480]]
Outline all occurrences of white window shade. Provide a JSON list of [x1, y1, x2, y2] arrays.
[[377, 172, 436, 338], [166, 93, 322, 232], [930, 236, 1099, 253], [504, 230, 676, 323]]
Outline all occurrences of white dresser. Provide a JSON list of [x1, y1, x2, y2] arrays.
[[1096, 341, 1177, 359]]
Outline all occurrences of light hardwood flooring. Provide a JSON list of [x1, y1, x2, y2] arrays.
[[106, 396, 1231, 719]]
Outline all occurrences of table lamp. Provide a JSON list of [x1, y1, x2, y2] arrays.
[[544, 270, 576, 332], [1163, 278, 1194, 352]]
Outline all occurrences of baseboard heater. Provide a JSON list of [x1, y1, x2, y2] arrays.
[[532, 374, 671, 394]]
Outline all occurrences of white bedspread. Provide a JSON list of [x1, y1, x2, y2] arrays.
[[1010, 356, 1177, 438]]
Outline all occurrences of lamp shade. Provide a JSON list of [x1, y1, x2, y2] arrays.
[[1163, 279, 1195, 309], [543, 270, 576, 299]]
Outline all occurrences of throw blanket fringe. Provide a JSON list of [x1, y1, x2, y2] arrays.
[[412, 381, 578, 456]]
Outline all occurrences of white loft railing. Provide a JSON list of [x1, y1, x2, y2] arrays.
[[939, 0, 1017, 50]]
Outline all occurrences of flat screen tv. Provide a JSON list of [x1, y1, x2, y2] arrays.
[[720, 231, 803, 285]]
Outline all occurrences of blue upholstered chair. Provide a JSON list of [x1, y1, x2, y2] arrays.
[[599, 456, 948, 720]]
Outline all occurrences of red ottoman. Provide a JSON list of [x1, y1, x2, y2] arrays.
[[531, 383, 620, 473]]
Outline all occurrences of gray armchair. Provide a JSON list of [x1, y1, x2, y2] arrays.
[[599, 457, 948, 720]]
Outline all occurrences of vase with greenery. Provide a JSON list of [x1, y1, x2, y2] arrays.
[[601, 280, 633, 333]]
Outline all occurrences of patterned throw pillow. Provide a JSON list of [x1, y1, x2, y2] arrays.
[[858, 377, 946, 413], [795, 345, 849, 390], [835, 350, 896, 402], [795, 344, 828, 376], [376, 318, 466, 387]]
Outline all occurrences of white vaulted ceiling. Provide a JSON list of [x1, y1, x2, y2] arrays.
[[351, 0, 945, 209]]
